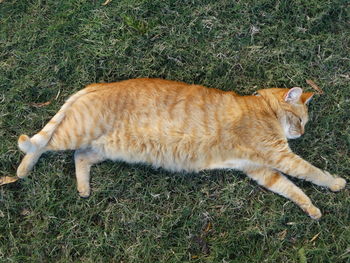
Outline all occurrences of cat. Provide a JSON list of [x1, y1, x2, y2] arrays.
[[2, 78, 346, 219]]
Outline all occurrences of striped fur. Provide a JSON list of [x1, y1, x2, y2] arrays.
[[12, 78, 346, 219], [18, 84, 103, 153]]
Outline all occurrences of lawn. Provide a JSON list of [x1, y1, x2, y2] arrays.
[[0, 0, 349, 262]]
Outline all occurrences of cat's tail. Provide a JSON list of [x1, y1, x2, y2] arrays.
[[15, 84, 103, 179], [18, 84, 102, 154]]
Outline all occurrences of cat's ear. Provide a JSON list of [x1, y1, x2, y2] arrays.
[[284, 87, 303, 104], [301, 92, 314, 104]]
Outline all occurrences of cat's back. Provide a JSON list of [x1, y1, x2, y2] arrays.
[[94, 78, 196, 96], [78, 78, 207, 112], [84, 78, 236, 121]]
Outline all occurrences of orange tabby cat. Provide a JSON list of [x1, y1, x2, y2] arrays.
[[5, 78, 347, 219]]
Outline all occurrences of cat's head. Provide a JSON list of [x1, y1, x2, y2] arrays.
[[257, 87, 314, 139]]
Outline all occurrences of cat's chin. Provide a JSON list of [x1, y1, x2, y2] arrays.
[[287, 134, 302, 139]]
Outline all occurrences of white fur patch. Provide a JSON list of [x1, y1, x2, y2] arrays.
[[209, 159, 255, 170]]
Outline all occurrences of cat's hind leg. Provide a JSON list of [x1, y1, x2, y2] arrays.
[[16, 150, 45, 179], [244, 166, 322, 219], [1, 134, 49, 185], [0, 149, 45, 186], [74, 148, 105, 198]]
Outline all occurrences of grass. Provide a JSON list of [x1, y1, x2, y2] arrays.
[[0, 0, 349, 262]]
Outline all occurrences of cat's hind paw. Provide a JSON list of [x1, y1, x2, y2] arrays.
[[79, 191, 91, 198], [78, 187, 91, 198], [329, 177, 346, 192]]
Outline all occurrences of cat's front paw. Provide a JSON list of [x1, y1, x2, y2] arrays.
[[329, 177, 346, 192], [308, 206, 322, 220], [302, 204, 322, 220]]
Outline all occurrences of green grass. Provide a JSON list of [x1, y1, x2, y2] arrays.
[[0, 0, 349, 262]]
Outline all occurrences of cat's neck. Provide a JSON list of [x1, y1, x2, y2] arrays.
[[255, 93, 284, 121]]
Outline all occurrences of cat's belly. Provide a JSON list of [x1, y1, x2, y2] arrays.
[[208, 159, 256, 171], [91, 133, 208, 172]]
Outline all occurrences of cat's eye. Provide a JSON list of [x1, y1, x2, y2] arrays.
[[293, 114, 302, 123]]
